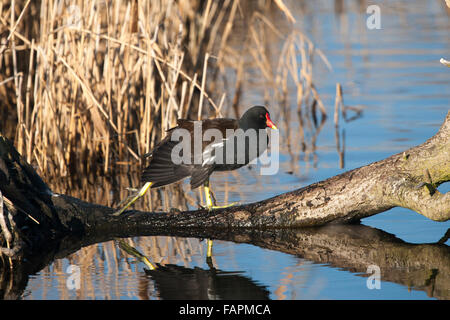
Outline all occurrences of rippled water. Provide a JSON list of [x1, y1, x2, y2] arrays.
[[23, 0, 449, 300]]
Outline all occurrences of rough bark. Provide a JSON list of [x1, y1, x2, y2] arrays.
[[93, 109, 448, 228], [0, 113, 449, 299], [1, 221, 448, 299], [0, 112, 449, 249]]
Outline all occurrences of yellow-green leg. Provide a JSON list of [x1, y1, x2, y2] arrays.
[[203, 180, 214, 260], [117, 239, 157, 270], [113, 182, 153, 216], [203, 179, 214, 208], [203, 179, 238, 210], [203, 179, 237, 261]]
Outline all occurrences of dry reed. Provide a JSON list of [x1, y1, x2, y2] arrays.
[[0, 1, 349, 299], [0, 0, 337, 211]]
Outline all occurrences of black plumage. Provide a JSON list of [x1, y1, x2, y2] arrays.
[[113, 105, 277, 216], [141, 105, 276, 189]]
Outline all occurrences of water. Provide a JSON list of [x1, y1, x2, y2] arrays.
[[22, 0, 450, 300]]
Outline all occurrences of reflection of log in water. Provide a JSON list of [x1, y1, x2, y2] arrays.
[[0, 113, 449, 298], [1, 220, 448, 299], [125, 226, 449, 300], [231, 225, 450, 300], [116, 238, 270, 300]]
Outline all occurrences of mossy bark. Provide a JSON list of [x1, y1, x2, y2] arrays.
[[0, 113, 449, 299], [0, 112, 449, 259]]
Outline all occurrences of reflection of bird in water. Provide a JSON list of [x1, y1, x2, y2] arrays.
[[144, 264, 271, 300], [116, 238, 270, 300]]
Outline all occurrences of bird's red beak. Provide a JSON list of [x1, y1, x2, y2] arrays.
[[265, 113, 277, 130]]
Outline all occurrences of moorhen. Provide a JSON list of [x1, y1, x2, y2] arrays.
[[114, 105, 277, 215], [113, 106, 277, 256]]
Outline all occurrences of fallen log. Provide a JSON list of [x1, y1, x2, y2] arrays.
[[0, 112, 449, 260]]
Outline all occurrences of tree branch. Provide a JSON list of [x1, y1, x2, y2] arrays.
[[0, 112, 449, 256]]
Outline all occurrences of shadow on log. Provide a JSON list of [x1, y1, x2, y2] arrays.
[[0, 112, 449, 299]]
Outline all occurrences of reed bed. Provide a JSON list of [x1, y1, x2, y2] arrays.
[[0, 0, 352, 300], [0, 0, 337, 211]]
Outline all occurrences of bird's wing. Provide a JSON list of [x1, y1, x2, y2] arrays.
[[189, 165, 215, 189], [174, 118, 239, 165], [142, 118, 239, 188], [141, 134, 190, 186]]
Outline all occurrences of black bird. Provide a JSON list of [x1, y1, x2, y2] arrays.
[[113, 106, 277, 258], [114, 105, 277, 216]]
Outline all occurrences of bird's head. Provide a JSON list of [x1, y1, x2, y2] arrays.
[[239, 105, 277, 130]]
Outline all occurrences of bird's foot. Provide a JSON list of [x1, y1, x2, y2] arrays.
[[206, 202, 239, 211], [198, 202, 239, 211], [168, 207, 182, 216]]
